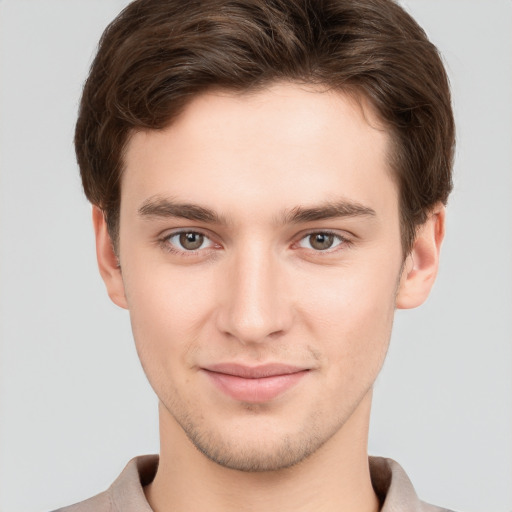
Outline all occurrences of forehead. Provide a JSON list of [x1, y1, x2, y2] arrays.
[[121, 82, 396, 222]]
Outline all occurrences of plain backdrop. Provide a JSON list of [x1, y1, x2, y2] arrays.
[[0, 1, 511, 511]]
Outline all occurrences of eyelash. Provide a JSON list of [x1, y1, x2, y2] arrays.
[[158, 229, 218, 256], [294, 230, 352, 254], [157, 229, 352, 256]]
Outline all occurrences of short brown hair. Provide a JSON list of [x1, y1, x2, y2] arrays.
[[75, 0, 454, 254]]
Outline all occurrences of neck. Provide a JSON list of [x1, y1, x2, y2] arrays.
[[145, 390, 379, 512]]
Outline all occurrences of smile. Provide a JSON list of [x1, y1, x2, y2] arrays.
[[202, 364, 310, 403]]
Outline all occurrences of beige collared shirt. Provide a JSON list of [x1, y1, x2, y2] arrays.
[[53, 455, 453, 512]]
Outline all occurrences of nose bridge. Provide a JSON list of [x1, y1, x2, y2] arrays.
[[218, 241, 290, 344]]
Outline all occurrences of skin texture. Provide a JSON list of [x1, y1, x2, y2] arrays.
[[94, 82, 444, 512]]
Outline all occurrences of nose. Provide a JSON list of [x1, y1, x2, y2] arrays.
[[216, 245, 293, 345]]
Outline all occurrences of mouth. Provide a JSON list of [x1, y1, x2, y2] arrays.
[[201, 363, 310, 403]]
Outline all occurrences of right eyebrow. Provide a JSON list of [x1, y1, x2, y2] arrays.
[[138, 196, 228, 224]]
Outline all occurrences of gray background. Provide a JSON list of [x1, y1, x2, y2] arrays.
[[0, 1, 510, 511]]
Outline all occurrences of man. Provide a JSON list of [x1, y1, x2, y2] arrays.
[[56, 0, 454, 510]]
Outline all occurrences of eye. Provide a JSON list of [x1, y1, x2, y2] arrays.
[[164, 231, 214, 252], [297, 232, 345, 251]]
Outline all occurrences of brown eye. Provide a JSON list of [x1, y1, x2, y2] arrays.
[[308, 233, 335, 250], [297, 232, 346, 252], [163, 230, 216, 254], [179, 232, 205, 250]]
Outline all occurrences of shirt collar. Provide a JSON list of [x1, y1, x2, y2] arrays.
[[108, 454, 444, 512]]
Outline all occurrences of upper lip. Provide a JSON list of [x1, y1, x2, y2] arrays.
[[203, 363, 309, 379]]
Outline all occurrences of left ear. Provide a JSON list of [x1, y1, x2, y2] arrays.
[[396, 203, 446, 309]]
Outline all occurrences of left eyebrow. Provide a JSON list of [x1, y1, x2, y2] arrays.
[[281, 200, 377, 224]]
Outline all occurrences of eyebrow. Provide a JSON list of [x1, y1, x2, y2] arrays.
[[138, 196, 376, 225], [282, 201, 376, 224], [138, 196, 228, 224]]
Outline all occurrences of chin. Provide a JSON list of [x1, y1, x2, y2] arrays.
[[174, 409, 335, 473], [189, 430, 322, 472]]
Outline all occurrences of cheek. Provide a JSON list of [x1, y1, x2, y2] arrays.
[[296, 261, 399, 378], [122, 262, 219, 371]]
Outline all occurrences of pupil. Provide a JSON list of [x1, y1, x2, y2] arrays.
[[310, 233, 333, 250], [180, 232, 203, 250]]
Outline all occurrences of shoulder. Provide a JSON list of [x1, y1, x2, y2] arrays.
[[421, 503, 455, 512], [51, 490, 113, 512], [50, 455, 158, 512], [369, 456, 456, 512]]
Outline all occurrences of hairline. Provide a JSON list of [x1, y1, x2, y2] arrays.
[[105, 81, 420, 258]]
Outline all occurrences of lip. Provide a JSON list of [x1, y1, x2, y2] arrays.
[[202, 363, 309, 403]]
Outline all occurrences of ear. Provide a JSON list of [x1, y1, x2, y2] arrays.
[[92, 206, 128, 309], [396, 204, 446, 309]]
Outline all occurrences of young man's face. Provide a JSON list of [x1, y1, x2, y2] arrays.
[[96, 82, 441, 472]]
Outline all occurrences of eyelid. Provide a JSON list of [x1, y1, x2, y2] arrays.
[[156, 227, 353, 256], [293, 229, 353, 252], [158, 228, 221, 255]]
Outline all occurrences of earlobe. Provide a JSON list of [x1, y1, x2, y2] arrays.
[[396, 204, 446, 309], [92, 206, 128, 309]]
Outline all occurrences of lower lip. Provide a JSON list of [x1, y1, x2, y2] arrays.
[[204, 370, 309, 403]]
